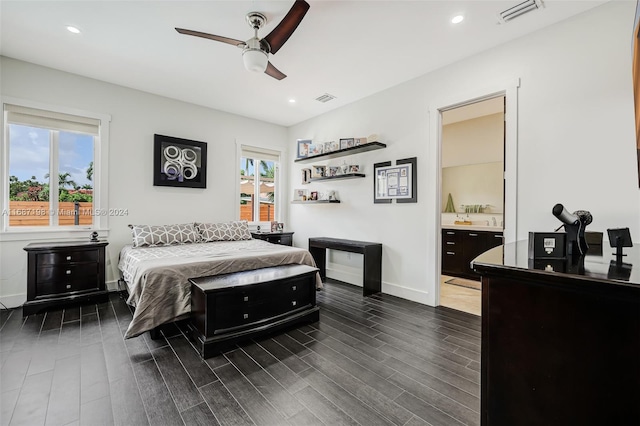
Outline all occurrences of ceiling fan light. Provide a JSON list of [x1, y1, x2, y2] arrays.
[[242, 48, 268, 73]]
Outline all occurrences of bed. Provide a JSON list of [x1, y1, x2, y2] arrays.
[[118, 222, 321, 338]]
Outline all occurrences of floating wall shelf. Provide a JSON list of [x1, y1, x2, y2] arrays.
[[294, 141, 386, 163], [291, 200, 341, 204], [310, 173, 365, 182]]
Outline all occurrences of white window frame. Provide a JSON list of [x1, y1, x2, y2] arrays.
[[0, 97, 111, 241], [236, 143, 282, 224]]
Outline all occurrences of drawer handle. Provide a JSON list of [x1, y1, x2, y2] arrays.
[[243, 296, 249, 302], [66, 284, 71, 289], [291, 301, 297, 306], [446, 232, 455, 235], [66, 256, 72, 261], [66, 270, 72, 275], [469, 233, 478, 237], [276, 239, 281, 243], [446, 242, 455, 245], [495, 235, 503, 238], [292, 285, 297, 291], [243, 313, 249, 319], [446, 251, 456, 255]]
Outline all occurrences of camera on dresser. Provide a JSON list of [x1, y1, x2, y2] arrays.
[[23, 240, 109, 316]]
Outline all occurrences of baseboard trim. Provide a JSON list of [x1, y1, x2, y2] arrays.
[[383, 281, 431, 305], [325, 268, 431, 306], [325, 267, 362, 287], [0, 293, 26, 309], [106, 279, 119, 292]]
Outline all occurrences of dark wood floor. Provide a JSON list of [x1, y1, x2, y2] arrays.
[[0, 280, 481, 426]]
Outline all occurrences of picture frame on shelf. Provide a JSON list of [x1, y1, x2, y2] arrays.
[[270, 221, 278, 232], [323, 141, 333, 153], [349, 165, 360, 173], [339, 138, 354, 149], [355, 137, 368, 145], [308, 143, 323, 156], [310, 191, 318, 201], [311, 165, 326, 178], [301, 168, 312, 184], [276, 222, 284, 232], [293, 188, 308, 201], [328, 166, 339, 177], [330, 141, 340, 151], [297, 139, 311, 159]]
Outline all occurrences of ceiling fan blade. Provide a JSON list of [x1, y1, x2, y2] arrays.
[[263, 0, 310, 55], [175, 28, 246, 48], [265, 62, 287, 80]]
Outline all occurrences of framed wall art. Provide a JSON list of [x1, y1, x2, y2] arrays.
[[373, 157, 417, 203], [153, 134, 207, 188]]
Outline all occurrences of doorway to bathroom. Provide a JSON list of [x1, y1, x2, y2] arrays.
[[439, 96, 505, 315]]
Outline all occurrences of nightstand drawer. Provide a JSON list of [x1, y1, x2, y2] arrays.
[[36, 263, 98, 283], [37, 249, 99, 266], [35, 278, 101, 298]]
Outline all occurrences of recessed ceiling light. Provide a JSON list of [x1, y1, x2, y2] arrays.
[[66, 26, 81, 34], [451, 15, 464, 24], [289, 99, 296, 103]]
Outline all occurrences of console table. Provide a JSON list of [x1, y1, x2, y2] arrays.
[[472, 241, 640, 426], [308, 237, 382, 296]]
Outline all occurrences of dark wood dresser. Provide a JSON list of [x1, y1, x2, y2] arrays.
[[23, 240, 109, 316], [189, 264, 319, 358], [251, 231, 294, 246], [472, 241, 640, 426]]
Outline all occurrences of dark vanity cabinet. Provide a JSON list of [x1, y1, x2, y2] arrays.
[[442, 228, 503, 279]]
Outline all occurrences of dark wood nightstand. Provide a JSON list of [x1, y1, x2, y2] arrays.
[[23, 240, 109, 316], [251, 231, 294, 246]]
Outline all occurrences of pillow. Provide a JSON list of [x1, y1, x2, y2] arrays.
[[129, 223, 200, 247], [196, 220, 252, 242]]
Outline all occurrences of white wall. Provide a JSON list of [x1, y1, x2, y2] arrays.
[[442, 112, 505, 214], [288, 2, 640, 305], [442, 112, 504, 168], [0, 57, 288, 307], [442, 162, 504, 214]]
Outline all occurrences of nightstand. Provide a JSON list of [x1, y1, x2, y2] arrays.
[[251, 231, 294, 246], [23, 240, 109, 316]]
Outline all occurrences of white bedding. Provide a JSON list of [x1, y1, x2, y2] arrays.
[[118, 239, 321, 338]]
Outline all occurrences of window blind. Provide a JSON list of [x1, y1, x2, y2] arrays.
[[240, 145, 280, 162], [5, 104, 100, 135]]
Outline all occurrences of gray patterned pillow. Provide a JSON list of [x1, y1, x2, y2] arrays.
[[196, 221, 252, 242], [129, 223, 200, 247]]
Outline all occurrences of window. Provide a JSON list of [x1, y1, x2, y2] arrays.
[[2, 102, 107, 231], [239, 146, 280, 223]]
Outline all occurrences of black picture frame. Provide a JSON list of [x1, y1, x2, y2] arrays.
[[373, 157, 417, 204], [153, 134, 207, 188]]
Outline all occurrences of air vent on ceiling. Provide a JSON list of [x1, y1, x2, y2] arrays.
[[315, 93, 337, 103], [498, 0, 544, 24]]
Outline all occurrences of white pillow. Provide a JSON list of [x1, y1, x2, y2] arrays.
[[196, 221, 252, 242], [129, 223, 200, 247]]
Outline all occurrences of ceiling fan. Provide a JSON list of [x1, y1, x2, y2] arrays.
[[175, 0, 310, 80]]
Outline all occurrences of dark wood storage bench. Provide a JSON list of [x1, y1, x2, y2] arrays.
[[188, 264, 319, 358]]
